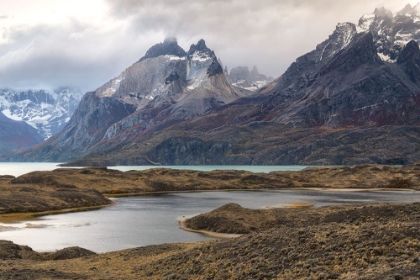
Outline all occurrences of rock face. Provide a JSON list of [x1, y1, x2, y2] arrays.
[[6, 39, 250, 162], [227, 65, 273, 91], [7, 6, 420, 165], [254, 14, 420, 128], [139, 37, 187, 62], [0, 111, 44, 153], [0, 87, 83, 139]]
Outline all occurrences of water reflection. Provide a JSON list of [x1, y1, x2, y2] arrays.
[[0, 190, 419, 252]]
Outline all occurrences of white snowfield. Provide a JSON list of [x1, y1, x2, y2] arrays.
[[0, 88, 83, 139], [355, 5, 420, 63]]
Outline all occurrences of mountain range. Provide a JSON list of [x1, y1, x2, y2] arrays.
[[0, 87, 84, 139], [4, 4, 420, 165]]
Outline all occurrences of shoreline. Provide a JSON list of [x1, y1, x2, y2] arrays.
[[0, 201, 117, 224], [103, 186, 418, 198], [177, 217, 242, 239], [0, 201, 419, 278], [0, 187, 416, 224], [176, 201, 318, 239]]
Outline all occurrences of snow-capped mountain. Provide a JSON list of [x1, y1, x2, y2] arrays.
[[239, 3, 420, 129], [7, 38, 251, 162], [0, 87, 84, 139], [8, 5, 420, 166], [225, 65, 274, 91], [315, 4, 420, 64]]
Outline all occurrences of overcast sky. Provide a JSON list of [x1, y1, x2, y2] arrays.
[[0, 0, 417, 92]]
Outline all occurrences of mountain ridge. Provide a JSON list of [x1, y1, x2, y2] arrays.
[[5, 38, 252, 162], [0, 111, 44, 154], [5, 5, 420, 165], [0, 87, 83, 139]]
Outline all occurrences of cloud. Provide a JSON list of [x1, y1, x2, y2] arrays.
[[0, 0, 414, 92], [0, 17, 166, 92], [104, 0, 411, 77]]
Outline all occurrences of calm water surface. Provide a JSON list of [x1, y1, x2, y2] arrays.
[[0, 162, 308, 176], [0, 190, 420, 253]]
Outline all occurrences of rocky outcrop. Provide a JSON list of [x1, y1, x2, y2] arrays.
[[139, 37, 187, 62]]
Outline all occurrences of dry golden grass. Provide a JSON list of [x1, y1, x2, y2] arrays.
[[0, 164, 420, 223], [2, 165, 420, 278], [283, 202, 314, 208], [2, 202, 420, 279]]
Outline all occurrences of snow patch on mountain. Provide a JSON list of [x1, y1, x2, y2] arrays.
[[101, 77, 124, 97], [186, 51, 214, 89], [377, 52, 396, 63], [190, 52, 212, 62], [0, 87, 84, 139], [1, 109, 21, 121], [346, 4, 420, 64], [166, 55, 186, 61], [358, 14, 375, 30]]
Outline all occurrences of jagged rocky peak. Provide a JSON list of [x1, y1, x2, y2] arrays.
[[358, 7, 392, 29], [223, 65, 229, 75], [188, 40, 217, 62], [397, 4, 419, 16], [259, 4, 420, 128], [398, 40, 420, 63], [229, 66, 250, 83], [188, 39, 212, 56], [397, 40, 420, 82], [328, 22, 357, 51], [139, 37, 187, 61], [186, 38, 223, 78], [330, 4, 420, 63], [97, 37, 230, 101], [251, 65, 259, 76], [319, 32, 382, 76], [227, 65, 273, 91], [374, 7, 393, 18]]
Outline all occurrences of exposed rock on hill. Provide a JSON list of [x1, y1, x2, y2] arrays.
[[139, 37, 187, 62]]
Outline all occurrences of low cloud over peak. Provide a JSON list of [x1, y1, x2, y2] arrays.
[[0, 0, 415, 92]]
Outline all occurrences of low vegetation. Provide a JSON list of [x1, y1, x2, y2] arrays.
[[0, 164, 420, 278], [1, 202, 420, 279]]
